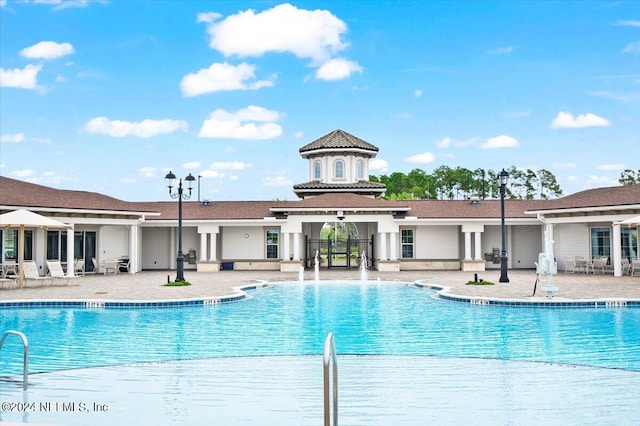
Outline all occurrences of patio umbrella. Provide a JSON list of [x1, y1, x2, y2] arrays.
[[0, 209, 72, 288], [618, 215, 640, 227]]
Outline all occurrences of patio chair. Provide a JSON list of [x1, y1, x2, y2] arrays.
[[74, 259, 85, 276], [23, 260, 53, 287], [631, 259, 640, 277], [91, 257, 99, 274], [46, 260, 74, 286], [621, 258, 631, 275], [563, 257, 576, 273], [591, 257, 607, 274], [103, 259, 119, 275], [0, 277, 17, 289], [118, 258, 130, 273]]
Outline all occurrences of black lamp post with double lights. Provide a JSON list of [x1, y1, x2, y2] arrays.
[[498, 169, 510, 283], [165, 171, 196, 282]]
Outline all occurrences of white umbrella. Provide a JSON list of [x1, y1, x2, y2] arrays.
[[617, 215, 640, 227], [0, 209, 71, 288]]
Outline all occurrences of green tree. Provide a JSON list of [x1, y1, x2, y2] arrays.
[[538, 169, 563, 199], [619, 169, 640, 185]]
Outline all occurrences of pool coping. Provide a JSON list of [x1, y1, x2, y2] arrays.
[[412, 281, 640, 308], [1, 279, 638, 309]]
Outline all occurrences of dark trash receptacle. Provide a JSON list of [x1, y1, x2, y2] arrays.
[[221, 262, 234, 271]]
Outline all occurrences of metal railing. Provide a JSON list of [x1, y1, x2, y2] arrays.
[[0, 330, 29, 390], [323, 332, 338, 426]]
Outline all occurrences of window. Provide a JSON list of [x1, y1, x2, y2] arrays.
[[401, 229, 414, 258], [590, 227, 610, 260], [74, 231, 97, 272], [3, 229, 33, 260], [621, 227, 638, 260], [47, 231, 68, 261], [357, 160, 364, 180], [266, 229, 279, 259], [334, 160, 344, 179], [314, 161, 321, 180]]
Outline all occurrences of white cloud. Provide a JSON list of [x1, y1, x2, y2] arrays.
[[20, 41, 75, 60], [11, 169, 36, 178], [369, 158, 388, 173], [0, 0, 6, 7], [180, 62, 274, 97], [204, 3, 348, 63], [622, 41, 640, 53], [294, 131, 304, 139], [0, 64, 42, 89], [587, 90, 640, 102], [487, 46, 515, 55], [83, 117, 188, 138], [315, 58, 362, 81], [183, 162, 201, 169], [26, 0, 105, 10], [551, 111, 610, 129], [198, 106, 283, 140], [552, 162, 577, 170], [481, 135, 520, 149], [597, 163, 625, 171], [208, 161, 250, 170], [197, 12, 221, 24], [1, 133, 25, 143], [263, 176, 293, 187], [615, 20, 640, 27], [138, 167, 157, 178], [435, 136, 478, 148], [414, 89, 422, 98], [395, 112, 413, 120], [405, 152, 436, 164]]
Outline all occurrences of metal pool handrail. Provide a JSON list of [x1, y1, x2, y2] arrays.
[[323, 332, 338, 426], [0, 330, 29, 391]]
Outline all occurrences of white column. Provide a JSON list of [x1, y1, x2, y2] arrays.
[[200, 233, 207, 261], [129, 225, 138, 274], [389, 232, 398, 261], [209, 232, 217, 261], [612, 223, 622, 277], [379, 232, 387, 261], [293, 233, 300, 261], [66, 226, 75, 277], [474, 231, 482, 260], [283, 232, 291, 260], [464, 232, 472, 260]]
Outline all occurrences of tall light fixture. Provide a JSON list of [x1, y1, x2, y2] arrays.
[[165, 171, 196, 282], [498, 169, 510, 283]]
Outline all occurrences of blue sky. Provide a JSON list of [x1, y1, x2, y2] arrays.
[[1, 0, 638, 202]]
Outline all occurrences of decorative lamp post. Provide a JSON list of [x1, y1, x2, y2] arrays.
[[165, 171, 196, 282], [498, 169, 510, 283]]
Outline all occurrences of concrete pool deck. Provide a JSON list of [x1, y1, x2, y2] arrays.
[[0, 269, 638, 303]]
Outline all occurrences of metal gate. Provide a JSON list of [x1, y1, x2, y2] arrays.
[[305, 235, 375, 269]]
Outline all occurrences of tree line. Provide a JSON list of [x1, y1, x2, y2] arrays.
[[370, 166, 563, 200]]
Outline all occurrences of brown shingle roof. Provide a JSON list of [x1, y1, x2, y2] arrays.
[[405, 199, 550, 219], [299, 129, 379, 154], [0, 176, 156, 213], [272, 193, 409, 210], [141, 201, 278, 221], [525, 184, 640, 211]]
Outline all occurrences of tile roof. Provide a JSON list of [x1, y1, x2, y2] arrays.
[[0, 176, 155, 213], [299, 129, 379, 154]]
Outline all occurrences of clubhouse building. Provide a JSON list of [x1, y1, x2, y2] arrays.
[[1, 130, 639, 278]]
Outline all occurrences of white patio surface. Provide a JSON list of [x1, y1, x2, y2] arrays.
[[0, 269, 638, 302]]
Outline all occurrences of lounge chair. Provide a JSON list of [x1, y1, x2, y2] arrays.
[[46, 260, 74, 286], [0, 277, 17, 289], [621, 258, 631, 275], [631, 259, 640, 277], [23, 260, 53, 287]]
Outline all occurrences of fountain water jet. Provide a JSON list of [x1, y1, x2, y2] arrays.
[[360, 251, 368, 281], [314, 250, 320, 281]]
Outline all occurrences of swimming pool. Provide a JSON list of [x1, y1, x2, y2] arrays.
[[1, 281, 640, 425]]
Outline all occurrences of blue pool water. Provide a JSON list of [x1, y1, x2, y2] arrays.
[[1, 281, 640, 425], [1, 281, 639, 373]]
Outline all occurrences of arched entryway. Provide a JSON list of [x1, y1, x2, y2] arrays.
[[305, 221, 374, 269]]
